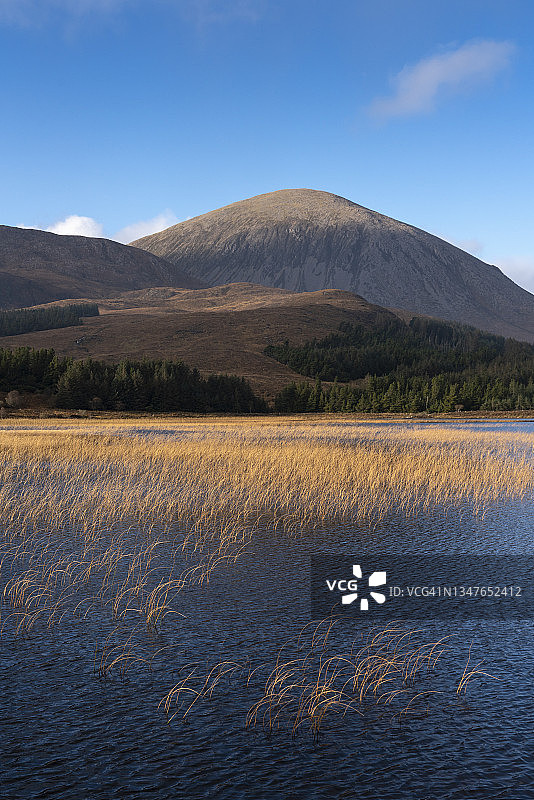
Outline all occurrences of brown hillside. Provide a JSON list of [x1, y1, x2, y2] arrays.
[[0, 284, 395, 397]]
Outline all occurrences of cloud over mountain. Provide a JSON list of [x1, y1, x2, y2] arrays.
[[114, 211, 180, 244], [46, 215, 104, 237]]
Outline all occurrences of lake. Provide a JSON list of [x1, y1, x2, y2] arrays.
[[1, 419, 533, 800]]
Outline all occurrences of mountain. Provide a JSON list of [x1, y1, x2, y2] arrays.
[[0, 225, 203, 309], [0, 283, 395, 396], [132, 188, 534, 342]]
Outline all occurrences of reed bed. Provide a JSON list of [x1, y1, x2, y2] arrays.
[[1, 419, 533, 634], [0, 417, 524, 734], [1, 421, 532, 533], [160, 618, 495, 738]]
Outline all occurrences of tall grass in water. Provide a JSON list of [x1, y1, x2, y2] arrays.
[[160, 618, 496, 738], [0, 420, 532, 535], [0, 418, 525, 727], [1, 419, 533, 631]]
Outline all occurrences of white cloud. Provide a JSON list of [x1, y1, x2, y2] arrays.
[[440, 236, 534, 293], [497, 256, 534, 294], [368, 40, 515, 120], [16, 210, 179, 241], [47, 215, 104, 237], [113, 210, 180, 243]]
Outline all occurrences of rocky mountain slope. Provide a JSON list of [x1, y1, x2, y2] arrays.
[[0, 225, 203, 309], [132, 188, 534, 342]]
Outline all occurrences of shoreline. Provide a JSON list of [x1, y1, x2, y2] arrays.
[[1, 409, 534, 425]]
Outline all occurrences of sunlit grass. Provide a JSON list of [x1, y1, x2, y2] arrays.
[[1, 418, 533, 632], [0, 416, 528, 732]]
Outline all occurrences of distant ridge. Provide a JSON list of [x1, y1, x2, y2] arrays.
[[0, 225, 204, 309], [132, 188, 534, 342]]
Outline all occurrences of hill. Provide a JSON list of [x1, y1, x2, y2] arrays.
[[132, 188, 534, 342], [0, 225, 203, 309], [0, 283, 396, 397]]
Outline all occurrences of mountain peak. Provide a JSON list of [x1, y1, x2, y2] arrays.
[[131, 188, 534, 342]]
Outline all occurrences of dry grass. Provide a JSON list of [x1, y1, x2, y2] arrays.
[[1, 418, 532, 630], [0, 417, 524, 730], [160, 618, 496, 738], [0, 418, 532, 533], [245, 620, 450, 737]]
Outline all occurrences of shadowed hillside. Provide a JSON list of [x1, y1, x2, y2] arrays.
[[0, 225, 204, 309]]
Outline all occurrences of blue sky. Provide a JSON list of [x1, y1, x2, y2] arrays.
[[1, 0, 533, 290]]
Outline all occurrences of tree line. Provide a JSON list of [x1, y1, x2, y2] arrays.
[[268, 317, 534, 412], [0, 303, 99, 338], [0, 347, 266, 413], [273, 374, 534, 413]]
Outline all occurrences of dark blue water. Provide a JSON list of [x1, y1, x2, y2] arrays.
[[1, 425, 533, 800]]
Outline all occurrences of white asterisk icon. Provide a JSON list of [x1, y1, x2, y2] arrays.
[[342, 564, 387, 611]]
